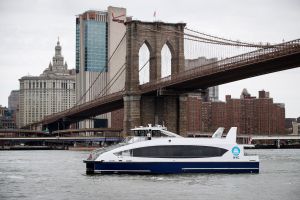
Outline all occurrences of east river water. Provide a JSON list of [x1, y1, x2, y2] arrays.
[[0, 149, 299, 200]]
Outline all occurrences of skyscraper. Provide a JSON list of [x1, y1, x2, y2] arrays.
[[8, 90, 19, 112], [8, 90, 19, 128], [19, 40, 75, 127], [75, 7, 126, 128]]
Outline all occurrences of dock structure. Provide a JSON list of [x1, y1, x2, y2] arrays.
[[188, 132, 300, 148], [1, 128, 300, 149], [0, 128, 123, 150], [241, 135, 300, 148]]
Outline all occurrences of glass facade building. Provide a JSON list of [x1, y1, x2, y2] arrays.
[[75, 11, 110, 129], [75, 19, 80, 73], [84, 21, 107, 72], [75, 7, 127, 130], [76, 12, 108, 73]]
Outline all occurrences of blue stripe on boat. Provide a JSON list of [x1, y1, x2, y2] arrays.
[[86, 161, 259, 174]]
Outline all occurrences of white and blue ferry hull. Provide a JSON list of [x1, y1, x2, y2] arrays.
[[84, 126, 260, 174], [85, 161, 259, 174]]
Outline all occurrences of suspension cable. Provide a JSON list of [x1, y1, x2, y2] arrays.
[[76, 32, 127, 105], [138, 24, 276, 48], [97, 62, 127, 97]]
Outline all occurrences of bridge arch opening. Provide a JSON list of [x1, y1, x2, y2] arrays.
[[138, 42, 151, 84], [161, 43, 172, 78]]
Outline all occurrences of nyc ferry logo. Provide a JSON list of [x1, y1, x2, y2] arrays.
[[231, 146, 240, 159]]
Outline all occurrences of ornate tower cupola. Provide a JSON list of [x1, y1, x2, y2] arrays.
[[55, 40, 62, 56], [52, 37, 64, 68]]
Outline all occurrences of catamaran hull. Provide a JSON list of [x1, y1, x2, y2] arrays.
[[84, 161, 259, 174]]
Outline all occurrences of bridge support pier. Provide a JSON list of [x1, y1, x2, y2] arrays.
[[179, 95, 188, 136], [123, 94, 188, 136], [123, 95, 141, 136], [123, 20, 187, 136], [137, 94, 188, 136]]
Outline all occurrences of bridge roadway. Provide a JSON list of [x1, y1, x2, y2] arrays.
[[188, 133, 300, 140], [0, 136, 122, 142], [0, 129, 47, 135], [243, 135, 300, 140], [0, 128, 122, 135], [2, 135, 298, 147], [26, 39, 300, 129]]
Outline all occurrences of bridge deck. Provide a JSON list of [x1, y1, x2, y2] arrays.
[[0, 137, 122, 142]]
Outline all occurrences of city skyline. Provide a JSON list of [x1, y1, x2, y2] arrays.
[[0, 0, 299, 117]]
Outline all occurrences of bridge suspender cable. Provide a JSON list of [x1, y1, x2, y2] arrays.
[[97, 58, 150, 98], [75, 32, 127, 106], [184, 27, 260, 47], [97, 63, 126, 97], [95, 34, 152, 98], [138, 24, 276, 48]]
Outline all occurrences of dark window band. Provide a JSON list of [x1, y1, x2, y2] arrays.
[[124, 145, 228, 158]]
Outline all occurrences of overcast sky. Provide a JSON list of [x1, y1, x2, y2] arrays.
[[0, 0, 299, 117]]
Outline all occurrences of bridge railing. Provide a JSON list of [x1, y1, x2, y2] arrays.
[[140, 39, 300, 92]]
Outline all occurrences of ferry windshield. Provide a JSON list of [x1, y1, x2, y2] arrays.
[[133, 130, 150, 137], [133, 130, 166, 137]]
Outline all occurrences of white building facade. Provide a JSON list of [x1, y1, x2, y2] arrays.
[[19, 40, 76, 127]]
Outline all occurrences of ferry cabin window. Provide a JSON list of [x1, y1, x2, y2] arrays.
[[152, 130, 162, 137], [130, 145, 227, 158], [115, 150, 131, 157], [134, 130, 148, 136], [133, 130, 163, 137]]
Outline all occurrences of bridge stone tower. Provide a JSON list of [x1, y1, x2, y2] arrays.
[[124, 20, 187, 135]]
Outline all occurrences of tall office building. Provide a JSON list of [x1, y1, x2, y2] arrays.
[[76, 7, 126, 128], [19, 40, 76, 127], [0, 105, 15, 129], [8, 90, 19, 112], [8, 90, 19, 128]]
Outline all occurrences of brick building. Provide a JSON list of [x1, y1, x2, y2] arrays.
[[187, 96, 202, 132], [186, 89, 285, 135]]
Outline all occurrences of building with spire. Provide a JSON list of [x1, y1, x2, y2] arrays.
[[18, 40, 76, 128]]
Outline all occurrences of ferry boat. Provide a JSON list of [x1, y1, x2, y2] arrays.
[[84, 125, 259, 174]]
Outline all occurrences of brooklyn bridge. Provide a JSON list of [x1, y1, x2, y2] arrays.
[[23, 20, 300, 135]]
